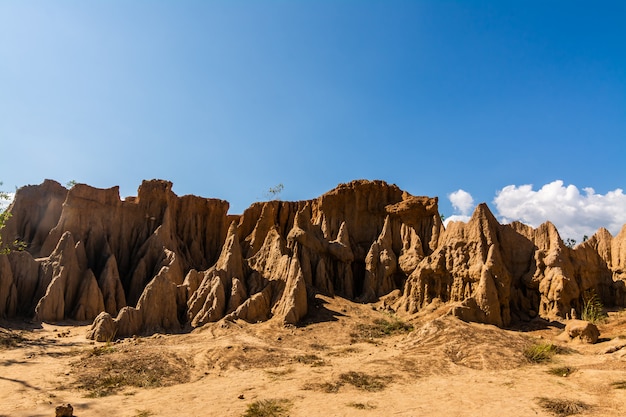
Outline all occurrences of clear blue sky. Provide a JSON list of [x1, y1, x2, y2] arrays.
[[1, 1, 624, 226]]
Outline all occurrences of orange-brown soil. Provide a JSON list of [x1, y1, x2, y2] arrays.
[[2, 295, 625, 417]]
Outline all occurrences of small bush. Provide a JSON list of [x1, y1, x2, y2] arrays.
[[537, 397, 589, 416], [524, 342, 559, 363], [0, 184, 27, 254], [242, 399, 291, 417]]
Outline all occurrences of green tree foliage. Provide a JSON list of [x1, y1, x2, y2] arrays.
[[564, 238, 577, 248], [0, 182, 26, 254], [0, 182, 10, 253]]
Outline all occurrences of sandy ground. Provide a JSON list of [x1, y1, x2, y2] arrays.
[[1, 295, 626, 417]]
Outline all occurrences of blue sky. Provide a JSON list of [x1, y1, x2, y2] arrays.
[[1, 1, 624, 240]]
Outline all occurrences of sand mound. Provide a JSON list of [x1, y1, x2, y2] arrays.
[[400, 316, 531, 371]]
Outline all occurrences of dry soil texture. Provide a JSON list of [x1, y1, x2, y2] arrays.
[[1, 295, 626, 417]]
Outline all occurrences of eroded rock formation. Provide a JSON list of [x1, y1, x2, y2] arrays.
[[0, 179, 624, 340]]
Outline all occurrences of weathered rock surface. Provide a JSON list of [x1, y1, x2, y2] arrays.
[[0, 254, 18, 318], [0, 179, 624, 340], [559, 319, 600, 344]]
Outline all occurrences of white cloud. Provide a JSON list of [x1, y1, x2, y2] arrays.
[[444, 189, 475, 227], [444, 214, 472, 227], [493, 180, 626, 241], [0, 192, 15, 211], [448, 189, 475, 215]]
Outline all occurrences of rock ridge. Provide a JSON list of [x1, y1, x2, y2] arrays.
[[0, 179, 624, 340]]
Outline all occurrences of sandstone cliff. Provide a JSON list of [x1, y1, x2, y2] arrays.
[[0, 179, 624, 340]]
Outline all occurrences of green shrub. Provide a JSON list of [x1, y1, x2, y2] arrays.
[[0, 183, 26, 254], [581, 289, 607, 323], [0, 190, 10, 253], [523, 342, 559, 363]]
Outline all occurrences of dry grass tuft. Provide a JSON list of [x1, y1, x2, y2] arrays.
[[242, 398, 292, 417], [304, 371, 391, 394], [293, 354, 326, 366], [338, 371, 391, 391], [327, 346, 360, 357], [302, 381, 342, 393], [581, 289, 607, 324], [547, 366, 576, 377], [351, 317, 413, 343], [205, 344, 290, 371], [72, 346, 190, 397], [347, 402, 377, 410], [537, 397, 590, 416], [88, 343, 117, 356], [265, 368, 294, 378], [524, 342, 560, 363]]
